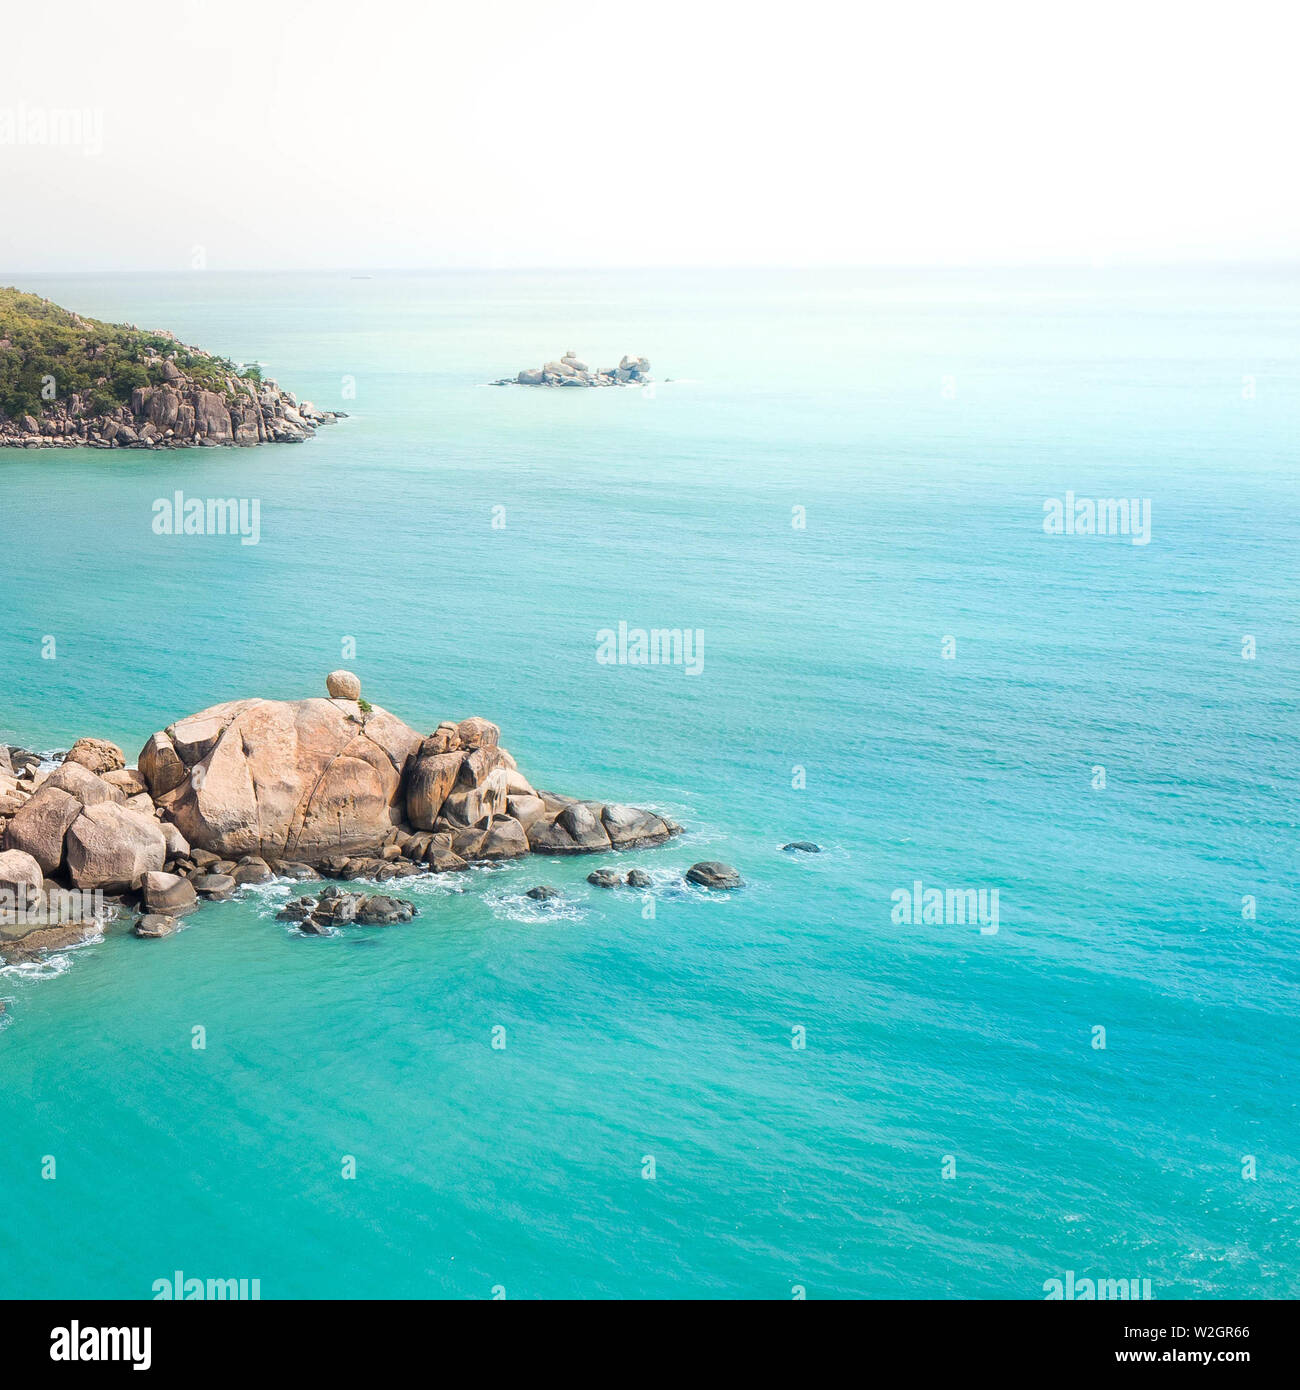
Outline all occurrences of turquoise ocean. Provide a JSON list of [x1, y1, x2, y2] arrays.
[[0, 268, 1296, 1299]]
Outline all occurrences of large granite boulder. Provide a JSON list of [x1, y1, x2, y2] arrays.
[[3, 785, 82, 874], [142, 697, 421, 860], [526, 800, 611, 854], [65, 802, 167, 891]]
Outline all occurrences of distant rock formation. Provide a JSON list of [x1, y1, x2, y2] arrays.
[[493, 351, 652, 388]]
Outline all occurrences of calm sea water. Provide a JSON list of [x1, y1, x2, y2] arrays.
[[1, 268, 1297, 1299]]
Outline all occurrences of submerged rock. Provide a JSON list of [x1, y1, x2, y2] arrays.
[[782, 841, 821, 853], [525, 885, 560, 901], [134, 913, 179, 939]]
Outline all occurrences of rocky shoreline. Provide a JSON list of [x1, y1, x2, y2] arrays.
[[0, 372, 342, 449], [0, 673, 741, 963], [492, 351, 651, 388]]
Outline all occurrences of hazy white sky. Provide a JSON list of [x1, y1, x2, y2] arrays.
[[1, 0, 1295, 271]]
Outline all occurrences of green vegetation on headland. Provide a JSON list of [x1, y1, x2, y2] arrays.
[[0, 286, 257, 420], [0, 287, 335, 448]]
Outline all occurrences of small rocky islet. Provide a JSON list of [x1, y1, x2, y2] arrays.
[[0, 287, 342, 449], [492, 350, 652, 388], [0, 673, 743, 961]]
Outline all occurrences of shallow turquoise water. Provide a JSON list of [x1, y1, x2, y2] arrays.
[[1, 268, 1297, 1298]]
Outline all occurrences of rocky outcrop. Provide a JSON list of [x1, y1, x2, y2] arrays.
[[0, 672, 690, 962], [492, 352, 652, 388]]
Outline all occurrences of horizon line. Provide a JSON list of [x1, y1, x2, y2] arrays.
[[4, 258, 1300, 279]]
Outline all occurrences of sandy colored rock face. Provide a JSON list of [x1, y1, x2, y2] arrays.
[[153, 697, 421, 860], [406, 749, 463, 831], [138, 731, 187, 797], [101, 767, 149, 797]]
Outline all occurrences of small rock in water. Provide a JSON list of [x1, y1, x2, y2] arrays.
[[525, 885, 561, 900], [134, 913, 178, 938], [587, 868, 623, 889], [625, 869, 652, 888], [782, 841, 821, 853], [685, 861, 744, 890]]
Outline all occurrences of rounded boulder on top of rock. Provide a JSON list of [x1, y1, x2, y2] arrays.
[[326, 670, 362, 701], [556, 801, 612, 853], [44, 760, 125, 807], [63, 737, 126, 775], [685, 861, 744, 890]]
